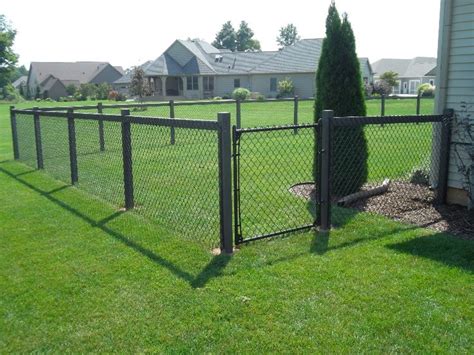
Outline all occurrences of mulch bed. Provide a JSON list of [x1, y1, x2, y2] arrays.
[[289, 181, 474, 240]]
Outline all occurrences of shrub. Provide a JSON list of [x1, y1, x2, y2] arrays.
[[66, 84, 77, 96], [409, 167, 430, 186], [222, 94, 231, 99], [364, 83, 373, 97], [213, 96, 222, 100], [108, 90, 119, 101], [373, 80, 392, 96], [256, 94, 265, 101], [314, 3, 368, 196], [277, 78, 294, 98], [115, 93, 127, 101], [232, 88, 250, 101], [418, 83, 435, 97]]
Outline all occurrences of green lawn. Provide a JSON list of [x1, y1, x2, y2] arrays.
[[1, 99, 473, 352]]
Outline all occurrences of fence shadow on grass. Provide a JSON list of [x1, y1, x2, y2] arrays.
[[387, 233, 474, 273], [0, 163, 231, 289]]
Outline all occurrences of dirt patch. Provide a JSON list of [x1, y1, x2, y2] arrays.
[[290, 181, 474, 240]]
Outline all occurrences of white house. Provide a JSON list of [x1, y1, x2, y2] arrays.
[[372, 57, 437, 95], [435, 0, 474, 208]]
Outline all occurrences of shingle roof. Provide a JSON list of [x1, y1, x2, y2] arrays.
[[12, 75, 27, 88], [30, 62, 113, 85], [144, 38, 372, 76], [372, 57, 436, 77], [114, 61, 153, 84]]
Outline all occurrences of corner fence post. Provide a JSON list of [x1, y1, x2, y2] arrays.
[[121, 109, 134, 209], [67, 108, 78, 184], [97, 102, 105, 151], [319, 110, 333, 231], [217, 112, 233, 254], [10, 106, 19, 160], [381, 94, 386, 116], [416, 93, 421, 115], [169, 100, 176, 145], [293, 95, 299, 134], [33, 107, 43, 169], [236, 99, 242, 129], [436, 108, 453, 205]]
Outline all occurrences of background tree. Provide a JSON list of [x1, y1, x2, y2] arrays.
[[315, 2, 368, 196], [130, 67, 151, 100], [66, 84, 77, 96], [212, 21, 237, 52], [380, 71, 398, 88], [236, 21, 261, 52], [0, 15, 19, 97], [11, 65, 28, 82], [276, 24, 300, 49], [96, 83, 111, 100]]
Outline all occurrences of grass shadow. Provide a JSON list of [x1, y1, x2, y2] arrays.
[[387, 233, 474, 273], [0, 164, 231, 289]]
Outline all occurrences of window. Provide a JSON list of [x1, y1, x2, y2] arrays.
[[186, 76, 199, 90], [203, 76, 214, 91], [270, 78, 277, 92], [234, 78, 240, 88]]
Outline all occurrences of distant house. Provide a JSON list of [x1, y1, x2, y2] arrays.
[[12, 76, 28, 90], [435, 0, 474, 208], [372, 57, 437, 95], [123, 39, 373, 100], [27, 62, 124, 100]]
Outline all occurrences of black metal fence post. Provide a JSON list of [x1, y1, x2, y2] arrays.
[[436, 108, 454, 205], [319, 110, 332, 231], [10, 106, 19, 160], [381, 94, 386, 116], [236, 99, 242, 129], [169, 100, 176, 145], [33, 107, 43, 169], [97, 102, 105, 151], [121, 109, 134, 210], [67, 108, 78, 184], [217, 112, 233, 254], [416, 94, 421, 115], [293, 95, 299, 134]]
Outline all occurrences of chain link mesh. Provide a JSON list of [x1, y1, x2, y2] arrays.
[[330, 120, 442, 225], [235, 125, 316, 241], [131, 124, 220, 247], [15, 113, 36, 168], [40, 115, 71, 182]]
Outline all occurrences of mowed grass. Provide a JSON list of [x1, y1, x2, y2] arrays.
[[1, 99, 473, 352]]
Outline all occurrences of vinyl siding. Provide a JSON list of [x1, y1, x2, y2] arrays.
[[167, 42, 194, 67], [250, 74, 315, 98], [90, 65, 123, 84], [441, 0, 474, 195]]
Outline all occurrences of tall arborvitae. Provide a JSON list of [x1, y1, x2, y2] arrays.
[[314, 2, 368, 196]]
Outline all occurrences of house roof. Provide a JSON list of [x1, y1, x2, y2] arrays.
[[12, 75, 27, 88], [372, 57, 437, 78], [29, 61, 120, 86], [114, 61, 153, 84], [144, 38, 372, 77]]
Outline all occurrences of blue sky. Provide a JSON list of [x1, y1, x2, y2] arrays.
[[3, 0, 441, 69]]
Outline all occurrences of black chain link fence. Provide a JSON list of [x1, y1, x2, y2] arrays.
[[329, 117, 446, 227], [11, 109, 227, 249]]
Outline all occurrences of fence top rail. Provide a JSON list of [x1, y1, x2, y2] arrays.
[[332, 114, 446, 127], [236, 122, 319, 134], [13, 109, 220, 131], [13, 96, 316, 113]]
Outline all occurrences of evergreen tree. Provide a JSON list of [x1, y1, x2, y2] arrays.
[[236, 21, 261, 52], [276, 24, 300, 49], [212, 21, 237, 52], [314, 2, 368, 196]]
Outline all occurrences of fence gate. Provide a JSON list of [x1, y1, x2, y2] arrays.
[[233, 124, 319, 244]]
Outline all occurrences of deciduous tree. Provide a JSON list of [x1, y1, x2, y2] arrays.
[[276, 24, 300, 49]]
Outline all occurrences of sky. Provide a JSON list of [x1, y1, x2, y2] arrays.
[[3, 0, 441, 69]]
